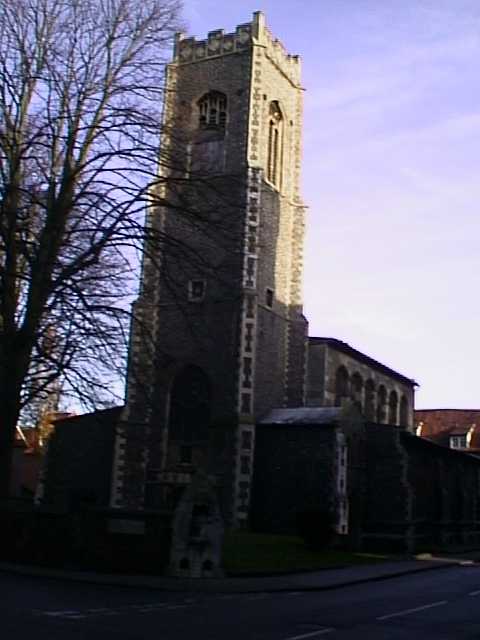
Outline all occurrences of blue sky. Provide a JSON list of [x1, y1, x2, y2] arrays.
[[182, 1, 480, 409]]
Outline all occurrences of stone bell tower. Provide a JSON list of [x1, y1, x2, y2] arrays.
[[111, 12, 308, 526]]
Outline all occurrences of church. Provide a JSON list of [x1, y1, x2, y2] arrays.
[[42, 13, 480, 555], [108, 11, 415, 524]]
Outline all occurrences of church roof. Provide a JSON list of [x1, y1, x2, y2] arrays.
[[309, 337, 418, 387], [52, 406, 124, 427], [259, 407, 342, 425]]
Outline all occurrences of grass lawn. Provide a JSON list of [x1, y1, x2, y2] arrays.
[[223, 531, 391, 575]]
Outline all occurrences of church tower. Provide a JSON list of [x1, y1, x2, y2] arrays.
[[111, 12, 307, 526]]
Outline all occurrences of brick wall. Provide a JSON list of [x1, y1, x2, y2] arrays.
[[43, 408, 120, 509], [362, 423, 412, 551], [403, 433, 480, 548], [363, 424, 480, 551], [252, 423, 337, 533]]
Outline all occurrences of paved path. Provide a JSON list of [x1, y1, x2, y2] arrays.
[[0, 554, 472, 593]]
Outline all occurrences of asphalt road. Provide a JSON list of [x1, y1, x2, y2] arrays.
[[2, 565, 480, 639]]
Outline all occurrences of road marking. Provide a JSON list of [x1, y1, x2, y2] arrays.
[[284, 629, 335, 640], [100, 610, 121, 616], [376, 600, 448, 621], [40, 610, 89, 620], [129, 604, 169, 611], [469, 590, 480, 596], [42, 611, 81, 617], [36, 602, 196, 620]]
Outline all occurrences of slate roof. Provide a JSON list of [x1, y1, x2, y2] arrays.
[[52, 406, 124, 426], [259, 407, 342, 425]]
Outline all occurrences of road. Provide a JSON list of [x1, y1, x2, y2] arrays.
[[1, 565, 480, 639]]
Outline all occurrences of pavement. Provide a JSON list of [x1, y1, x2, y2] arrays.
[[0, 552, 477, 594]]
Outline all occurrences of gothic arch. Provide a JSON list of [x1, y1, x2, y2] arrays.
[[267, 100, 283, 187], [168, 365, 211, 463], [388, 390, 398, 425], [400, 395, 409, 427], [364, 379, 375, 421], [351, 372, 363, 411], [376, 385, 387, 423], [335, 366, 350, 406]]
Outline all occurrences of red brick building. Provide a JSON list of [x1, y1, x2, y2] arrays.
[[415, 409, 480, 454]]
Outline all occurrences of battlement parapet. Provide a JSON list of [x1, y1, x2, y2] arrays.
[[260, 20, 301, 85], [173, 12, 301, 85]]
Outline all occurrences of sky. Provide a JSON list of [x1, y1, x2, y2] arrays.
[[181, 0, 480, 409]]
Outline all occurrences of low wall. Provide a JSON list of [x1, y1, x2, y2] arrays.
[[0, 503, 172, 574]]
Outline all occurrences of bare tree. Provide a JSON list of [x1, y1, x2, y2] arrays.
[[0, 0, 187, 498]]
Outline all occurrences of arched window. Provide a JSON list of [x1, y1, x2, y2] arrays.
[[198, 91, 227, 129], [335, 366, 350, 406], [351, 372, 363, 411], [376, 385, 387, 423], [400, 395, 409, 427], [364, 380, 375, 421], [267, 101, 283, 186], [388, 390, 398, 425], [169, 365, 211, 463]]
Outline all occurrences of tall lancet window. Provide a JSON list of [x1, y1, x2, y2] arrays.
[[267, 101, 283, 187]]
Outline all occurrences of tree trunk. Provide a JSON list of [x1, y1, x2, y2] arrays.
[[0, 384, 21, 501], [0, 340, 27, 501]]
